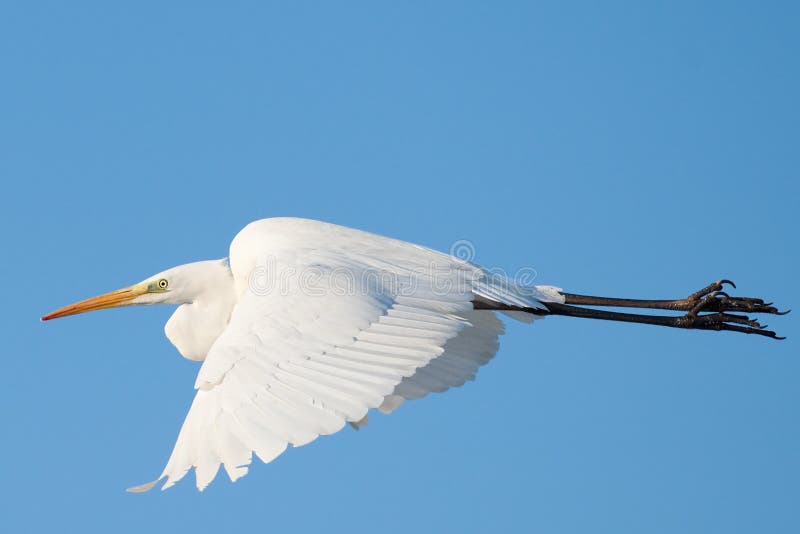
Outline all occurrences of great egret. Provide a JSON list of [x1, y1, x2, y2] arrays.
[[41, 218, 786, 492]]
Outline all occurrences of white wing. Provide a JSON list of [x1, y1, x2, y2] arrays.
[[135, 218, 563, 491], [381, 309, 505, 409]]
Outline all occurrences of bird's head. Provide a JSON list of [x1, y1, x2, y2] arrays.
[[41, 260, 231, 321]]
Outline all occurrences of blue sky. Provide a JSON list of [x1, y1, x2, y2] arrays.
[[1, 1, 797, 532]]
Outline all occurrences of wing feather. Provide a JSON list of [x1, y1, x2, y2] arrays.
[[142, 218, 563, 491]]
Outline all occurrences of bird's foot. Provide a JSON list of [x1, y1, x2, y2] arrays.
[[684, 280, 789, 316], [678, 280, 788, 339]]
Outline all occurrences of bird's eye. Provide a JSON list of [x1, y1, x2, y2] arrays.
[[158, 279, 169, 290]]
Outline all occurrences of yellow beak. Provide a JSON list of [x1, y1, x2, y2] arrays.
[[41, 284, 148, 321]]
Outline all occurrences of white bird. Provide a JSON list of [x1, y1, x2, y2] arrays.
[[41, 217, 785, 492]]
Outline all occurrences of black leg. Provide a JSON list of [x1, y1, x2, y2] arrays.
[[542, 302, 784, 339], [472, 280, 788, 339], [561, 280, 788, 316]]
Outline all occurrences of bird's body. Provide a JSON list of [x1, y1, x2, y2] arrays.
[[42, 217, 785, 492], [157, 218, 564, 490], [163, 218, 563, 364]]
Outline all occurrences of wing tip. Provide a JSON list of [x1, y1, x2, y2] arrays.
[[125, 477, 162, 494]]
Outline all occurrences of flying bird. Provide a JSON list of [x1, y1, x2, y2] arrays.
[[41, 218, 786, 492]]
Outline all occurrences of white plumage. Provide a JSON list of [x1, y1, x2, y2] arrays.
[[43, 218, 565, 491]]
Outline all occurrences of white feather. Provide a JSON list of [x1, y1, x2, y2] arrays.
[[127, 218, 563, 491]]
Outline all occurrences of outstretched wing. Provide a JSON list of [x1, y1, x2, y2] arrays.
[[133, 218, 562, 491]]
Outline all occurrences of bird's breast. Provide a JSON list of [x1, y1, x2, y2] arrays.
[[164, 300, 234, 362]]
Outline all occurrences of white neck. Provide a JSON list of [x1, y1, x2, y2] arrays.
[[163, 260, 237, 361]]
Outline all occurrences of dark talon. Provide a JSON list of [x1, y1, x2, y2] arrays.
[[556, 280, 786, 339], [682, 283, 786, 336]]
